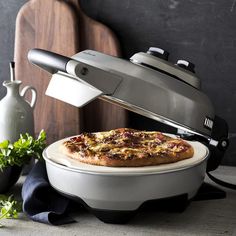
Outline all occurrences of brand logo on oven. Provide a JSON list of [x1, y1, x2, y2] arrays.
[[204, 117, 214, 130]]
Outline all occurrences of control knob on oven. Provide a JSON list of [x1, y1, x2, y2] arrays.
[[176, 60, 195, 73], [147, 47, 169, 61]]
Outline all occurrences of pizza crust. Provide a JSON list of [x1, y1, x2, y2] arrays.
[[60, 129, 194, 167]]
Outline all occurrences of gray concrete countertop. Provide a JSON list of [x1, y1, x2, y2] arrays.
[[0, 165, 235, 236]]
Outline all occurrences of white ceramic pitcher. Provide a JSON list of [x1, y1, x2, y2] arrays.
[[0, 80, 37, 143]]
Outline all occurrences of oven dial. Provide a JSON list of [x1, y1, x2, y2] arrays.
[[176, 60, 195, 73], [147, 47, 169, 61]]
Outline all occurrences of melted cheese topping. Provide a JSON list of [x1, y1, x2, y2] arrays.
[[64, 129, 192, 161]]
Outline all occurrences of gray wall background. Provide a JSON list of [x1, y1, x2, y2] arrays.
[[0, 0, 235, 166], [0, 0, 27, 96]]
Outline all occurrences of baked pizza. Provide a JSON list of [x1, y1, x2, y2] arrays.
[[60, 128, 194, 167]]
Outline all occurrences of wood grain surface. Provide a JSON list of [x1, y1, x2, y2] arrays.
[[14, 0, 127, 144]]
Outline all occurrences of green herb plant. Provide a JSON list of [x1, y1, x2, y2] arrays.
[[0, 194, 22, 227], [0, 130, 46, 170], [0, 130, 46, 227]]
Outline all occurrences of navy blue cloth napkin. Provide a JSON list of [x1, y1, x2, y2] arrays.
[[22, 161, 76, 225]]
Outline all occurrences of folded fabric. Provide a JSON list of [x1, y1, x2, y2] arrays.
[[22, 161, 76, 225]]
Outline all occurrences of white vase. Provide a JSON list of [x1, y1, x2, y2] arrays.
[[0, 80, 37, 143]]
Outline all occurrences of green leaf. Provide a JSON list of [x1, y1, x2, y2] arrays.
[[0, 140, 10, 149]]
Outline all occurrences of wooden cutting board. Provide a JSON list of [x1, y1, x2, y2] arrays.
[[68, 0, 128, 133], [14, 0, 127, 144]]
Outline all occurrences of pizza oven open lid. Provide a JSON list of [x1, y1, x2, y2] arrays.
[[27, 48, 229, 171]]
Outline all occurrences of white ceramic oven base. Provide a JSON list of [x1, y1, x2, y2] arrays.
[[43, 137, 209, 211]]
